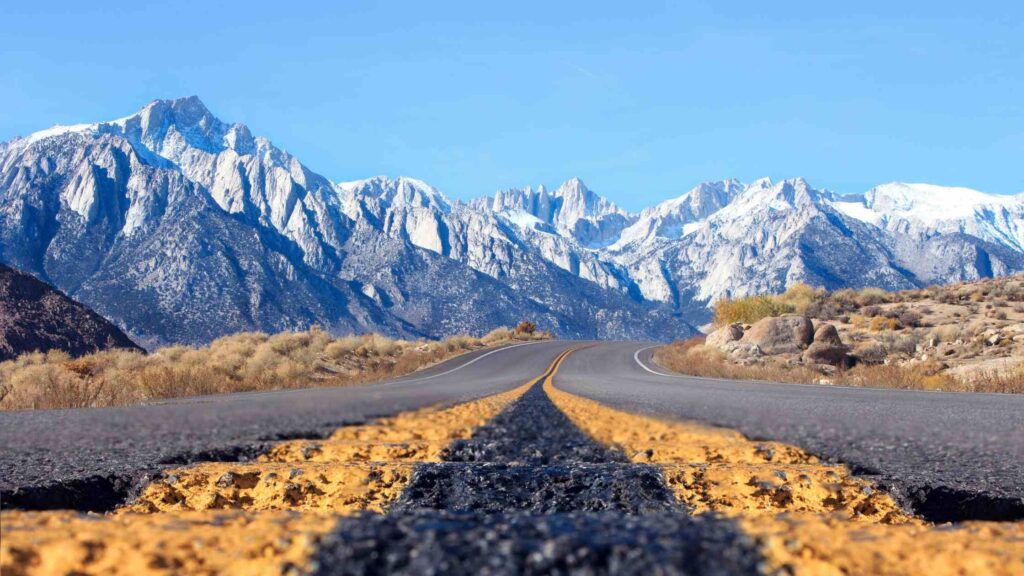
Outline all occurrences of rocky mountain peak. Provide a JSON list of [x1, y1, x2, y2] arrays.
[[5, 95, 1024, 344], [338, 176, 451, 212]]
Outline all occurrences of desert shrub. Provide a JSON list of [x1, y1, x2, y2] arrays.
[[862, 305, 883, 318], [482, 327, 514, 344], [927, 325, 962, 344], [515, 321, 537, 335], [852, 341, 887, 364], [868, 316, 900, 331], [967, 365, 1024, 394], [856, 287, 890, 306], [3, 363, 105, 409], [899, 311, 923, 328], [804, 299, 843, 320], [888, 333, 921, 355], [0, 325, 546, 411], [777, 283, 824, 315], [324, 336, 363, 360], [836, 364, 951, 391], [713, 295, 794, 326]]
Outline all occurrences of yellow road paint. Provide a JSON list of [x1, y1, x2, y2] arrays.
[[545, 350, 1024, 573], [261, 379, 533, 464], [124, 462, 418, 513], [741, 514, 1024, 576], [0, 511, 334, 576], [7, 344, 1021, 576], [543, 374, 908, 521], [658, 463, 908, 522], [0, 356, 549, 576]]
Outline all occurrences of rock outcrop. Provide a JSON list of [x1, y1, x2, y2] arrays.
[[741, 315, 814, 355], [0, 265, 142, 360], [705, 323, 744, 349], [802, 323, 854, 367]]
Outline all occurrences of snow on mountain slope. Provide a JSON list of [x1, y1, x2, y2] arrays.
[[609, 179, 745, 255], [830, 182, 1024, 252], [471, 177, 635, 248], [3, 95, 1024, 341], [0, 98, 685, 344], [606, 178, 1024, 312]]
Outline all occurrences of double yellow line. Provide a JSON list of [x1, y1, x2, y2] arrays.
[[0, 345, 583, 576], [543, 347, 1024, 576]]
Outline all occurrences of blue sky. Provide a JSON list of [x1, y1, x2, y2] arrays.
[[2, 1, 1021, 210]]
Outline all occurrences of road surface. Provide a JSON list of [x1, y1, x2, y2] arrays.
[[0, 340, 575, 509], [560, 342, 1024, 522], [2, 340, 1023, 574]]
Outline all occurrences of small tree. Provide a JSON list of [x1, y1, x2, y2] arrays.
[[515, 320, 537, 335]]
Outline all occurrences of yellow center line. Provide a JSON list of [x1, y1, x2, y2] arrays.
[[543, 348, 1024, 575], [0, 348, 574, 576]]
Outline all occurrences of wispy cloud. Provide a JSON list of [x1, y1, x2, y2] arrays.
[[571, 64, 600, 80]]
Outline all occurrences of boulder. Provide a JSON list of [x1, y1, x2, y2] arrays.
[[705, 323, 744, 350], [729, 342, 763, 361], [741, 315, 814, 355], [804, 341, 853, 368], [813, 323, 843, 346]]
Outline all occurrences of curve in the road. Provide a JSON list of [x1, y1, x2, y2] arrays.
[[560, 341, 1024, 522]]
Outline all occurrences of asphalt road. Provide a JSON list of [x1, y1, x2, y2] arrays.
[[2, 338, 1023, 522], [0, 340, 575, 510], [556, 342, 1024, 522]]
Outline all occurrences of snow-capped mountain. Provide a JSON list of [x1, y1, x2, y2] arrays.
[[0, 97, 683, 346], [2, 96, 1022, 345], [470, 178, 634, 248], [832, 182, 1024, 251]]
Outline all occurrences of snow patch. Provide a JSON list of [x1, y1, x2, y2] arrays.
[[501, 209, 544, 229]]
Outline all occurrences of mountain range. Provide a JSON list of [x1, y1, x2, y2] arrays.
[[2, 96, 1022, 347]]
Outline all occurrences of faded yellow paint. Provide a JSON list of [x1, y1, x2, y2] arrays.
[[261, 377, 534, 464], [0, 511, 334, 576], [659, 463, 909, 522], [123, 461, 418, 513], [0, 361, 542, 576], [544, 356, 1024, 574], [543, 375, 910, 521], [741, 514, 1024, 576]]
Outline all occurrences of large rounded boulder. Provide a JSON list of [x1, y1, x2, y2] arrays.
[[705, 323, 744, 350], [803, 322, 853, 367], [812, 323, 843, 346], [741, 315, 814, 355]]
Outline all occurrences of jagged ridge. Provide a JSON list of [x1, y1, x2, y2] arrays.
[[3, 96, 1022, 344]]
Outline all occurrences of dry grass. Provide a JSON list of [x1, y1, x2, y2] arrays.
[[714, 296, 795, 326], [714, 283, 850, 326], [655, 338, 1022, 393], [655, 338, 823, 384], [0, 325, 552, 411]]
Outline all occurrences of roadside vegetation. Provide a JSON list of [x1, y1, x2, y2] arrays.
[[660, 276, 1024, 394], [0, 322, 551, 411]]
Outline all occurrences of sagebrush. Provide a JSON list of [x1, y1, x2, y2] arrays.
[[0, 325, 551, 410]]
